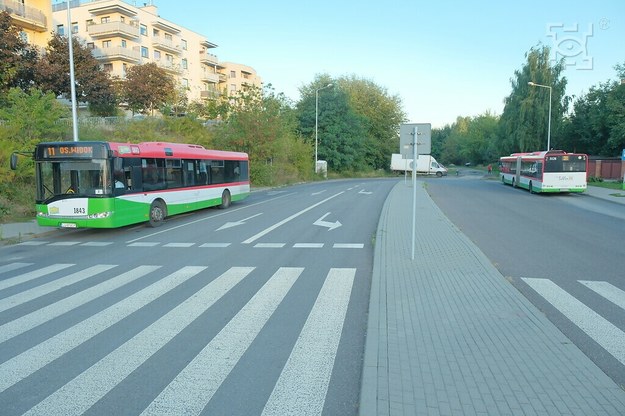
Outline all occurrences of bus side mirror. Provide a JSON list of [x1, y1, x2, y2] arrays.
[[10, 153, 18, 170]]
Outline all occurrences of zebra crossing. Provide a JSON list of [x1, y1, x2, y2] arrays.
[[0, 262, 357, 416], [522, 277, 625, 366]]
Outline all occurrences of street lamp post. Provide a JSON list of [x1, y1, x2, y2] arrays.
[[528, 81, 552, 151], [315, 83, 333, 173]]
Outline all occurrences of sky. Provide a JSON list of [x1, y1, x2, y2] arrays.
[[151, 0, 624, 128]]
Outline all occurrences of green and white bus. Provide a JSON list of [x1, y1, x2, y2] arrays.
[[12, 141, 250, 228], [499, 150, 587, 193]]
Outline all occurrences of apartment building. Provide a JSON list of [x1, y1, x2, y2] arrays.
[[221, 62, 262, 96], [1, 0, 53, 47], [51, 0, 261, 104]]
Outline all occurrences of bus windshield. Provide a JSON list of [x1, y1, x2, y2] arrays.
[[37, 159, 111, 203], [544, 155, 587, 173]]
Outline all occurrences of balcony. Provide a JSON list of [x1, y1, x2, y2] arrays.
[[154, 60, 181, 74], [200, 52, 219, 66], [1, 0, 48, 32], [92, 46, 141, 63], [201, 72, 220, 84], [88, 21, 140, 39], [200, 90, 221, 100], [152, 37, 181, 55]]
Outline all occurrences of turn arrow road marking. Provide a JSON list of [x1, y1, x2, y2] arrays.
[[217, 213, 263, 231], [314, 212, 342, 231]]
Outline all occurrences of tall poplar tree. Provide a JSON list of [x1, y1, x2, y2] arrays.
[[498, 45, 568, 154]]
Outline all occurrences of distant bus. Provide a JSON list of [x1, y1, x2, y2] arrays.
[[499, 150, 587, 193], [12, 141, 249, 228]]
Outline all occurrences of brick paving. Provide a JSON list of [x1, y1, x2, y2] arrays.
[[360, 181, 625, 415]]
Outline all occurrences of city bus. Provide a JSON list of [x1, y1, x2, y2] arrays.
[[499, 150, 587, 193], [11, 141, 250, 228]]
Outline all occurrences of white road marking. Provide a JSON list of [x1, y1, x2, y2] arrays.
[[163, 242, 194, 248], [262, 268, 356, 416], [0, 262, 32, 275], [0, 266, 208, 394], [127, 242, 160, 247], [0, 264, 74, 291], [80, 242, 114, 247], [523, 278, 625, 366], [141, 267, 303, 416], [0, 264, 115, 313], [0, 266, 157, 343], [242, 192, 344, 244], [24, 267, 253, 416], [199, 243, 231, 248], [579, 280, 625, 310], [293, 243, 324, 248], [254, 243, 286, 248], [333, 243, 364, 249]]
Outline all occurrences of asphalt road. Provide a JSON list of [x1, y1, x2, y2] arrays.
[[425, 173, 625, 389], [0, 178, 396, 416]]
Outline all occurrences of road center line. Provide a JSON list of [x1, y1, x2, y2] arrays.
[[242, 192, 344, 244]]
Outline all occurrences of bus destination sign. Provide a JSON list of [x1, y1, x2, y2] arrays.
[[41, 143, 107, 159]]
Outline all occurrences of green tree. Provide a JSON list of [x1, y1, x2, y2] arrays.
[[36, 33, 117, 116], [0, 11, 39, 99], [498, 45, 568, 154], [0, 88, 68, 217], [563, 62, 625, 156], [212, 84, 311, 185], [121, 62, 175, 115], [0, 87, 67, 146], [297, 79, 367, 172], [336, 75, 406, 169]]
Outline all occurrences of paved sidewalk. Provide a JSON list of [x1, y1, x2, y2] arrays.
[[360, 181, 625, 415]]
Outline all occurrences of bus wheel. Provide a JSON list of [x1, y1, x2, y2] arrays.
[[149, 200, 167, 227], [219, 190, 231, 209]]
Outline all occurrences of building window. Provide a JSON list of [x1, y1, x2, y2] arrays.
[[182, 78, 189, 88], [164, 33, 173, 41], [121, 39, 127, 48], [140, 24, 148, 36], [154, 50, 161, 61], [230, 84, 236, 93], [120, 16, 125, 23], [86, 19, 93, 30], [230, 70, 236, 78], [103, 63, 113, 73], [101, 16, 110, 24], [181, 58, 187, 70], [19, 31, 28, 43], [181, 39, 187, 50], [165, 54, 173, 63], [141, 46, 149, 58], [56, 24, 64, 36], [102, 40, 111, 48], [72, 22, 78, 34], [87, 42, 95, 49], [153, 28, 160, 37], [122, 63, 128, 77]]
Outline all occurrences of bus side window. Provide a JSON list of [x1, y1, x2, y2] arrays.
[[184, 160, 195, 187], [197, 161, 208, 185]]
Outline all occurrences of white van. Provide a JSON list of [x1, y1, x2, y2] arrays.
[[390, 154, 447, 177]]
